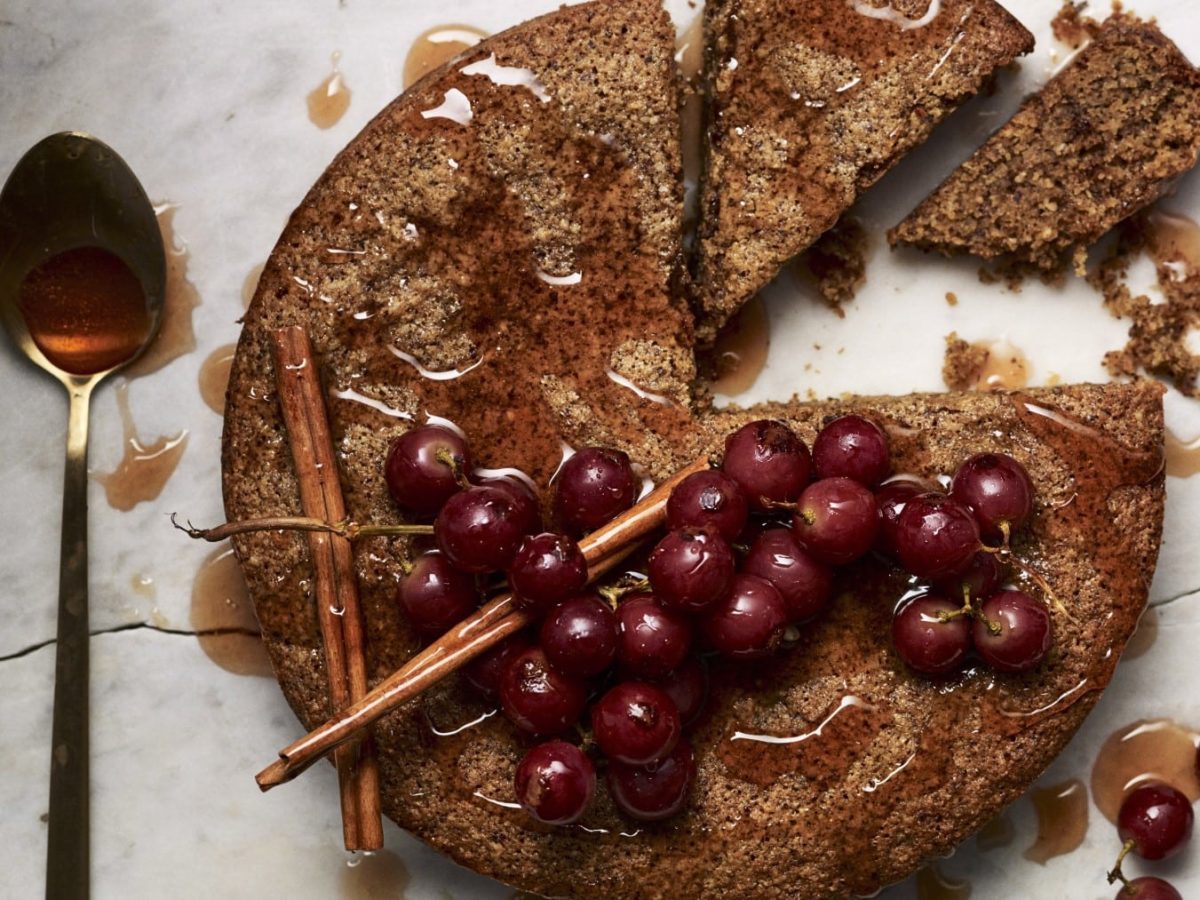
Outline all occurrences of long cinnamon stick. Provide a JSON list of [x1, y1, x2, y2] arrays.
[[271, 326, 383, 849], [256, 454, 710, 790]]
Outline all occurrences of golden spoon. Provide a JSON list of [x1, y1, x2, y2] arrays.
[[0, 132, 165, 900]]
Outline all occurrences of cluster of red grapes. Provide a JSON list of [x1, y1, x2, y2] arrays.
[[382, 413, 1053, 828], [1107, 780, 1195, 899]]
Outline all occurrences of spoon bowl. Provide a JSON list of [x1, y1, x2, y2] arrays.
[[0, 132, 166, 900]]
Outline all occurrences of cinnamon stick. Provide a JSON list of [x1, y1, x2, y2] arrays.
[[256, 454, 710, 791], [271, 326, 383, 849]]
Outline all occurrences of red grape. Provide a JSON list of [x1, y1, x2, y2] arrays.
[[478, 475, 542, 536], [509, 533, 588, 614], [554, 447, 637, 536], [812, 414, 891, 487], [874, 476, 930, 560], [615, 593, 693, 678], [722, 420, 812, 511], [894, 493, 980, 580], [539, 595, 620, 678], [607, 739, 696, 822], [396, 553, 479, 635], [666, 469, 749, 541], [462, 634, 533, 698], [1118, 783, 1194, 861], [647, 527, 735, 613], [499, 646, 589, 736], [651, 657, 708, 727], [892, 593, 972, 677], [792, 476, 879, 565], [934, 551, 1001, 602], [741, 527, 834, 624], [1116, 877, 1182, 900], [514, 740, 595, 826], [973, 589, 1051, 674], [950, 452, 1034, 542], [591, 682, 681, 765], [385, 424, 470, 515], [700, 574, 788, 660]]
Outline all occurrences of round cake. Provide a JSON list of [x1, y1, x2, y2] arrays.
[[221, 1, 1167, 896]]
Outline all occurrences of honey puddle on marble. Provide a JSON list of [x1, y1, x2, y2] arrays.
[[975, 812, 1015, 852], [972, 339, 1029, 391], [709, 295, 770, 396], [1024, 779, 1088, 864], [915, 864, 970, 900], [308, 53, 352, 129], [403, 24, 488, 89], [95, 382, 188, 511], [125, 204, 201, 377], [1091, 719, 1200, 823], [1122, 605, 1159, 660], [1147, 209, 1200, 275], [1165, 429, 1200, 478], [340, 849, 410, 898], [190, 547, 272, 678], [199, 343, 237, 415]]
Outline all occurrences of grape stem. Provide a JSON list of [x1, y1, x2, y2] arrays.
[[171, 512, 435, 542], [1106, 839, 1136, 889], [598, 574, 651, 608], [975, 522, 1069, 620], [435, 446, 471, 489]]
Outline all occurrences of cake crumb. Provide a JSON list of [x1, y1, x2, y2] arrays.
[[943, 332, 990, 391], [797, 216, 870, 314], [1051, 1, 1100, 50], [1090, 213, 1200, 396], [946, 291, 959, 306]]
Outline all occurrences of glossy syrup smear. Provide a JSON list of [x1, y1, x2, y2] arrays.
[[308, 52, 352, 129], [199, 343, 237, 415], [403, 24, 487, 89], [1165, 428, 1200, 478], [1122, 605, 1159, 660], [18, 245, 150, 375], [975, 812, 1015, 852], [190, 547, 272, 678], [339, 849, 410, 898], [95, 382, 188, 511], [1024, 779, 1088, 864], [708, 295, 770, 396], [972, 339, 1030, 391], [125, 204, 201, 377], [915, 863, 970, 900], [1091, 719, 1200, 823]]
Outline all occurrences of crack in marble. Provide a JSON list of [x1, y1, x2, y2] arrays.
[[1151, 586, 1200, 609], [0, 622, 260, 664]]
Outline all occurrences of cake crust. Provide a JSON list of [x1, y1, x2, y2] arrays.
[[891, 13, 1200, 271]]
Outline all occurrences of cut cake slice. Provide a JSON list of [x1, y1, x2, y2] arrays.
[[693, 0, 1034, 337], [891, 13, 1200, 271]]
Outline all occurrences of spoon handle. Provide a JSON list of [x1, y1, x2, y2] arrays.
[[46, 384, 91, 900]]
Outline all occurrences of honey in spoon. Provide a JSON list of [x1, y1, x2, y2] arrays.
[[18, 245, 152, 375]]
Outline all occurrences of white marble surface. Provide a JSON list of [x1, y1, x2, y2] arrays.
[[1, 0, 1198, 897]]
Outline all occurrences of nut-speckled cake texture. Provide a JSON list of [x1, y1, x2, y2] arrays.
[[693, 0, 1034, 338], [221, 1, 1166, 897], [891, 13, 1200, 271]]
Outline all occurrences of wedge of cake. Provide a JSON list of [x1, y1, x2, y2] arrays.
[[221, 2, 1166, 897], [693, 0, 1034, 337], [891, 13, 1200, 271]]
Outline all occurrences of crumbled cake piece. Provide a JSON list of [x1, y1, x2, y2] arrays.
[[943, 331, 991, 390], [891, 14, 1200, 272], [1091, 215, 1200, 395], [693, 0, 1033, 338], [1050, 0, 1101, 50], [799, 216, 871, 313]]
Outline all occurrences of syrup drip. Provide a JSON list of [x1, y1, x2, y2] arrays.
[[125, 204, 201, 377], [17, 246, 151, 375], [677, 13, 705, 239], [199, 343, 237, 415], [1024, 779, 1088, 864], [130, 573, 156, 598], [190, 547, 272, 678], [708, 295, 770, 396], [1091, 719, 1200, 823], [403, 24, 488, 89], [1122, 605, 1159, 660], [914, 863, 970, 900], [975, 812, 1015, 852], [339, 849, 410, 898], [95, 382, 188, 511], [308, 53, 352, 129], [242, 262, 265, 310], [1165, 429, 1200, 478], [717, 695, 890, 788], [1147, 210, 1200, 277], [971, 339, 1029, 391]]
